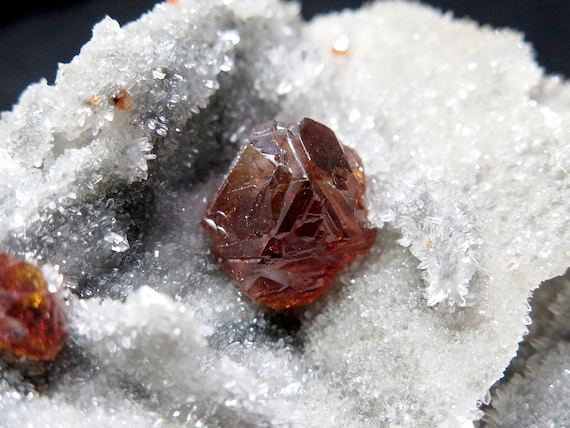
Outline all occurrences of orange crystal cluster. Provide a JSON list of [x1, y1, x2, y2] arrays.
[[202, 118, 377, 309], [0, 253, 68, 361]]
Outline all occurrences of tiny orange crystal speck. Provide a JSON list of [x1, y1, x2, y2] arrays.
[[0, 253, 68, 361], [202, 118, 377, 309], [112, 89, 133, 111], [89, 94, 102, 106], [332, 35, 350, 55]]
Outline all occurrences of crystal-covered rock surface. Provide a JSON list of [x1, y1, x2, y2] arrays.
[[1, 0, 569, 426]]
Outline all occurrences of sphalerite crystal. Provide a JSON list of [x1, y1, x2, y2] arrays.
[[0, 253, 68, 360], [202, 118, 377, 309]]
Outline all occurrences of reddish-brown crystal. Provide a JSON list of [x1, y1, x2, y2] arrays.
[[0, 253, 68, 361], [202, 118, 377, 309], [112, 88, 133, 111]]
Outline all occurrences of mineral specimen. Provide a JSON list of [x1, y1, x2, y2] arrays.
[[2, 0, 569, 425], [0, 253, 68, 361], [202, 118, 377, 309], [112, 88, 133, 111]]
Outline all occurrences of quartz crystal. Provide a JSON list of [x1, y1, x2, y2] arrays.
[[202, 118, 377, 309], [0, 253, 68, 361]]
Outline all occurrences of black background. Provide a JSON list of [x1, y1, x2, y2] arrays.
[[1, 0, 569, 112]]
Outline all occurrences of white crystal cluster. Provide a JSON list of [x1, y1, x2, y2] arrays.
[[1, 0, 569, 426], [377, 167, 482, 309]]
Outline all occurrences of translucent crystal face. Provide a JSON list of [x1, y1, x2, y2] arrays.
[[0, 253, 68, 360], [202, 118, 377, 309]]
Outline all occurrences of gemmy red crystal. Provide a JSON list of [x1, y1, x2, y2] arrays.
[[202, 118, 377, 309], [0, 253, 68, 361]]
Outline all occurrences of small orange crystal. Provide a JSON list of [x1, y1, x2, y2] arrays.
[[89, 94, 102, 106], [112, 88, 133, 111], [202, 118, 377, 309], [332, 35, 350, 55], [0, 254, 68, 361]]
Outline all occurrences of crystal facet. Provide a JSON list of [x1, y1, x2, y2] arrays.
[[202, 118, 377, 309], [0, 254, 68, 360]]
